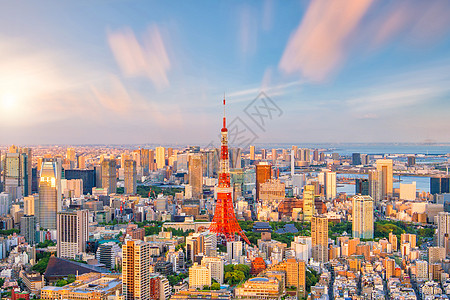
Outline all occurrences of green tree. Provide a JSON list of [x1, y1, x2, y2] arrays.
[[211, 282, 221, 290]]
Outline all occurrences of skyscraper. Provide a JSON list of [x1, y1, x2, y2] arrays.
[[57, 209, 88, 259], [290, 149, 295, 177], [368, 169, 382, 204], [376, 159, 393, 198], [355, 178, 369, 195], [122, 240, 151, 300], [66, 147, 76, 165], [188, 153, 203, 199], [303, 185, 315, 221], [124, 160, 137, 195], [430, 176, 450, 195], [101, 158, 117, 194], [256, 162, 272, 201], [20, 215, 36, 245], [2, 148, 23, 200], [38, 159, 62, 230], [20, 147, 32, 196], [352, 195, 374, 239], [271, 149, 277, 163], [249, 146, 255, 160], [156, 147, 166, 169], [261, 149, 267, 160], [140, 148, 150, 175], [352, 153, 361, 165], [437, 212, 450, 248], [311, 214, 328, 263], [149, 149, 156, 171], [325, 171, 336, 200]]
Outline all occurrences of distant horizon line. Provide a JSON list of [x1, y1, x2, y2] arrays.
[[2, 142, 450, 147]]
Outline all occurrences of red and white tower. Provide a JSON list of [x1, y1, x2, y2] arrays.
[[209, 97, 250, 244]]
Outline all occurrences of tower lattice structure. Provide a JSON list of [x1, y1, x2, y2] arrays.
[[209, 97, 250, 244]]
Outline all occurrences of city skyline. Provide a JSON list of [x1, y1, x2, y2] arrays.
[[1, 1, 450, 145]]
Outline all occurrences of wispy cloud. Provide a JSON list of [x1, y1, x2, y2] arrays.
[[108, 25, 171, 90], [279, 0, 373, 82], [371, 0, 450, 48], [279, 0, 450, 82], [238, 5, 258, 55]]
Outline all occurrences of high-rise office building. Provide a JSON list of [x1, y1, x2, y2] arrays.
[[96, 241, 121, 269], [376, 159, 393, 198], [124, 160, 137, 195], [261, 149, 267, 160], [271, 149, 277, 162], [57, 209, 88, 259], [2, 149, 23, 200], [189, 154, 203, 199], [430, 176, 450, 195], [256, 162, 271, 200], [290, 149, 295, 177], [368, 169, 382, 204], [24, 195, 37, 216], [285, 259, 306, 297], [303, 185, 315, 221], [249, 146, 255, 160], [299, 149, 310, 162], [325, 171, 336, 200], [123, 240, 152, 300], [140, 148, 150, 175], [101, 159, 117, 194], [311, 214, 328, 263], [38, 160, 62, 230], [407, 156, 416, 167], [355, 178, 369, 195], [0, 193, 11, 217], [156, 147, 166, 169], [20, 147, 32, 196], [149, 149, 156, 171], [360, 154, 369, 165], [352, 195, 374, 239], [64, 169, 96, 195], [78, 156, 86, 169], [437, 212, 450, 248], [352, 153, 361, 165], [66, 148, 76, 162], [20, 215, 36, 245]]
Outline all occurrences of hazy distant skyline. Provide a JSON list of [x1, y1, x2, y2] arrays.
[[1, 0, 450, 145]]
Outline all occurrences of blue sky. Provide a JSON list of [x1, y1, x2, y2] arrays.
[[1, 0, 450, 145]]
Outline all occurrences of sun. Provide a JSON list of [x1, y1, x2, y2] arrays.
[[1, 93, 16, 109]]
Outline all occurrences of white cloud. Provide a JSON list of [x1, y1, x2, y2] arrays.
[[108, 25, 171, 90]]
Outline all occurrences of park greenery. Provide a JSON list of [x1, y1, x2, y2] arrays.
[[167, 272, 188, 286], [0, 229, 20, 236], [32, 251, 52, 274], [36, 240, 56, 248], [224, 264, 250, 285], [305, 268, 319, 294]]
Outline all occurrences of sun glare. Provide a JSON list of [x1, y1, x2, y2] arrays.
[[1, 93, 16, 109]]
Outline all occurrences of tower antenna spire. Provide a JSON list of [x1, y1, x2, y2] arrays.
[[223, 93, 226, 128]]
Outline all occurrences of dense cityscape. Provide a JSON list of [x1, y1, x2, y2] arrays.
[[3, 1, 450, 300], [1, 102, 450, 300]]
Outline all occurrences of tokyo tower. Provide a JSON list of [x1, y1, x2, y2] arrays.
[[209, 96, 250, 244]]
